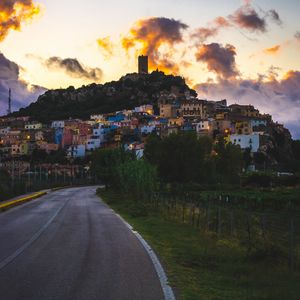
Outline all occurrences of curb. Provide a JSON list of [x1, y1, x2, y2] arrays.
[[0, 191, 47, 212], [116, 213, 176, 300], [51, 186, 71, 192]]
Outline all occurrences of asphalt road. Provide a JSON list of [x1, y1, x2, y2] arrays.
[[0, 187, 165, 300]]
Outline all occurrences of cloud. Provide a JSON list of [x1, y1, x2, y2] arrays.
[[229, 5, 267, 33], [295, 31, 300, 42], [264, 45, 281, 55], [45, 57, 103, 82], [97, 37, 114, 57], [192, 27, 219, 44], [0, 53, 45, 115], [121, 17, 188, 74], [195, 43, 239, 79], [191, 17, 232, 43], [0, 0, 40, 42], [268, 9, 282, 26], [194, 71, 300, 139], [192, 4, 281, 44]]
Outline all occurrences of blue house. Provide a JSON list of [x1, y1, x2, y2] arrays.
[[54, 128, 63, 145]]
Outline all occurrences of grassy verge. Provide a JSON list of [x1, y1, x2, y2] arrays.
[[98, 189, 300, 300]]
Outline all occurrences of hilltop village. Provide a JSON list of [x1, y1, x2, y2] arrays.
[[0, 56, 293, 175]]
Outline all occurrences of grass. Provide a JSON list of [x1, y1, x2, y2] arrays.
[[98, 189, 300, 300], [204, 187, 300, 198]]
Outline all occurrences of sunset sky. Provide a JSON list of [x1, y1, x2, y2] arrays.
[[0, 0, 300, 137]]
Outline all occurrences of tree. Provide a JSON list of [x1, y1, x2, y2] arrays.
[[116, 160, 158, 200], [144, 132, 213, 183], [292, 140, 300, 161], [0, 168, 11, 200], [243, 147, 253, 170], [214, 138, 243, 184], [90, 148, 133, 187]]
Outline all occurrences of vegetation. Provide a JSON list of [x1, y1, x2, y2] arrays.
[[0, 169, 12, 200], [144, 132, 243, 185], [99, 189, 300, 300], [91, 147, 158, 201], [90, 132, 300, 299], [12, 71, 195, 122]]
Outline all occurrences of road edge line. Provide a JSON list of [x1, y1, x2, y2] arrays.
[[116, 213, 176, 300], [0, 197, 70, 270]]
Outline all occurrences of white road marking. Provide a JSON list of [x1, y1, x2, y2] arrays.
[[0, 196, 71, 271], [116, 214, 176, 300]]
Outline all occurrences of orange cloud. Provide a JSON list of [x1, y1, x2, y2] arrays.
[[264, 45, 281, 55], [283, 70, 299, 80], [97, 36, 114, 57], [0, 0, 40, 42], [121, 17, 188, 74]]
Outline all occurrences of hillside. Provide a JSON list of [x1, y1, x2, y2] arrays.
[[12, 71, 196, 122]]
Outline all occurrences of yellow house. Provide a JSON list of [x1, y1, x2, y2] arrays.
[[11, 143, 29, 156], [168, 117, 184, 127], [181, 100, 206, 119], [159, 99, 181, 118], [235, 121, 253, 135]]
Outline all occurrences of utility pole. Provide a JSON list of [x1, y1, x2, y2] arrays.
[[7, 88, 12, 115]]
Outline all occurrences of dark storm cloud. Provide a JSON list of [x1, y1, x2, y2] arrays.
[[45, 57, 103, 82], [192, 4, 282, 44], [229, 5, 267, 32], [194, 71, 300, 139], [0, 53, 45, 115], [195, 43, 239, 79]]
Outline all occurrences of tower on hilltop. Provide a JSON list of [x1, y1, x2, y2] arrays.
[[138, 55, 148, 74]]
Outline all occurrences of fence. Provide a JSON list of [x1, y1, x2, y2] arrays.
[[149, 193, 300, 271], [0, 165, 98, 201]]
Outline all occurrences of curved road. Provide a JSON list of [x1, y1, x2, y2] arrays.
[[0, 187, 165, 300]]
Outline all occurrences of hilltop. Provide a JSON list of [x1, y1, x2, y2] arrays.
[[12, 71, 196, 122]]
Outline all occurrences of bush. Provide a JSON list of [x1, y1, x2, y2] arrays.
[[116, 159, 158, 200], [127, 201, 149, 217], [242, 172, 273, 187], [274, 175, 300, 186]]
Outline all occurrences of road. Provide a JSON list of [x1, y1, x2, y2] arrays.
[[0, 187, 165, 300]]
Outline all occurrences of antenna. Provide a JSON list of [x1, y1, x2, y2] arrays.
[[8, 88, 11, 115]]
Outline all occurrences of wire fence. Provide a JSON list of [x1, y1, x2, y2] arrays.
[[149, 193, 300, 272], [0, 164, 97, 202]]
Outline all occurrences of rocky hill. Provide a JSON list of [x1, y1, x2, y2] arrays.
[[12, 71, 196, 122]]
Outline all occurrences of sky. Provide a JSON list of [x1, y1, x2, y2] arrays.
[[0, 0, 300, 138]]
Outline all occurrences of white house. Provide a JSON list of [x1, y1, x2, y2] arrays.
[[140, 125, 156, 135], [25, 123, 43, 130], [90, 114, 104, 121], [51, 121, 65, 129], [251, 119, 267, 128], [230, 134, 260, 152], [0, 127, 10, 135], [195, 120, 210, 133], [86, 138, 101, 151], [67, 144, 85, 158], [134, 105, 154, 115]]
